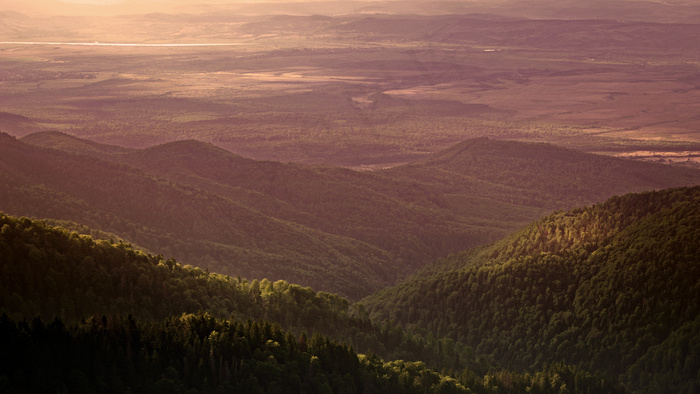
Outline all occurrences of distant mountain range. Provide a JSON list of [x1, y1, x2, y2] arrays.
[[3, 131, 700, 299]]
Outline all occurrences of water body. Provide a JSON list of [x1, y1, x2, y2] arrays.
[[0, 42, 242, 47]]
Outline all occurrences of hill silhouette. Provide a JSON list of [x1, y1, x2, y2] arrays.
[[389, 137, 700, 209]]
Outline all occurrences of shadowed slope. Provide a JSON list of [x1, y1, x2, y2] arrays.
[[23, 133, 518, 270], [1, 133, 396, 299], [19, 132, 700, 278], [387, 137, 700, 209]]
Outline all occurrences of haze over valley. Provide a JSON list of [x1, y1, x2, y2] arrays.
[[3, 0, 700, 167]]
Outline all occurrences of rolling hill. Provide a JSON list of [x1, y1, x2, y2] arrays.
[[12, 132, 511, 283], [0, 212, 625, 393], [9, 132, 700, 300], [387, 137, 700, 209], [362, 186, 700, 393], [0, 212, 473, 370], [0, 132, 397, 299]]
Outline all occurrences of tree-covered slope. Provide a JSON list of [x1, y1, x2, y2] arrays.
[[0, 313, 626, 394], [362, 186, 700, 393], [18, 132, 700, 283], [21, 132, 521, 270], [0, 213, 624, 393], [0, 212, 480, 373], [1, 313, 401, 394], [119, 138, 504, 269], [0, 133, 395, 299]]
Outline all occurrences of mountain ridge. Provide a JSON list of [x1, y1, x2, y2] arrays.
[[388, 136, 700, 209], [362, 186, 700, 393], [9, 131, 700, 300], [2, 133, 397, 299]]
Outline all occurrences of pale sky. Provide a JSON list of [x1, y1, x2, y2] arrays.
[[0, 0, 365, 14], [58, 0, 126, 4], [2, 0, 263, 16]]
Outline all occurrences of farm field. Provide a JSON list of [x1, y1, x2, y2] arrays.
[[2, 7, 700, 167]]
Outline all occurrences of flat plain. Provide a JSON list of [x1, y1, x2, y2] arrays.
[[2, 4, 700, 168]]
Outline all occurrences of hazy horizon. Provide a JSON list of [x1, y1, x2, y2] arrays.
[[4, 0, 408, 16], [3, 0, 698, 21]]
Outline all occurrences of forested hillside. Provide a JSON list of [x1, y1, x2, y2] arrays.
[[363, 186, 700, 393], [1, 313, 466, 394], [0, 213, 624, 393], [20, 132, 529, 272], [10, 131, 700, 300], [1, 132, 397, 299], [0, 313, 625, 394], [0, 212, 483, 373], [114, 138, 502, 269]]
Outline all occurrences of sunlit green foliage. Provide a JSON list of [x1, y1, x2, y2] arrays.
[[0, 213, 624, 393], [363, 187, 700, 393], [0, 212, 482, 373]]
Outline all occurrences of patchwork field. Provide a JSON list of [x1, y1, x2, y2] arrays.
[[2, 8, 700, 167]]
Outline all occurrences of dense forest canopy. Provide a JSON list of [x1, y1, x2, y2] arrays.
[[1, 131, 699, 392], [363, 186, 700, 393], [4, 131, 700, 300], [0, 312, 626, 394], [0, 212, 624, 393]]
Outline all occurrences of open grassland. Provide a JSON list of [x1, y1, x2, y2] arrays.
[[1, 13, 700, 166]]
